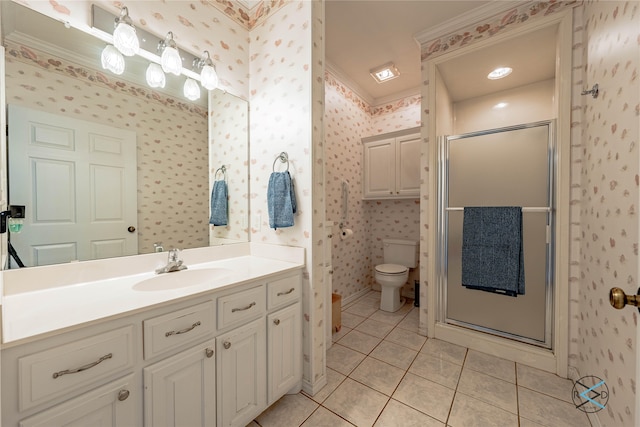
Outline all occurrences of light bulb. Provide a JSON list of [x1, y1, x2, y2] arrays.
[[113, 7, 139, 56], [101, 44, 125, 75], [183, 78, 200, 101], [159, 32, 182, 75], [200, 64, 219, 91], [146, 63, 166, 88]]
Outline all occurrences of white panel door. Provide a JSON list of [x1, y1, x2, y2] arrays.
[[8, 105, 137, 266], [363, 138, 395, 198], [144, 340, 216, 427], [395, 133, 421, 197], [217, 318, 266, 427], [267, 302, 301, 405]]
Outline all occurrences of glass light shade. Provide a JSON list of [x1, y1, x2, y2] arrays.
[[161, 46, 182, 75], [146, 63, 166, 88], [113, 22, 139, 56], [101, 45, 125, 75], [183, 78, 200, 101], [200, 64, 219, 90]]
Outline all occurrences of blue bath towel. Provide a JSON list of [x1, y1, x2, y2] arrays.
[[267, 171, 297, 229], [209, 180, 228, 226], [461, 206, 524, 297]]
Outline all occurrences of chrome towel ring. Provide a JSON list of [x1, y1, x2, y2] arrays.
[[272, 152, 289, 172]]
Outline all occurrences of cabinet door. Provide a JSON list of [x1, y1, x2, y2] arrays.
[[395, 133, 421, 197], [19, 374, 137, 427], [363, 138, 395, 198], [217, 318, 266, 427], [267, 302, 302, 405], [143, 340, 216, 427]]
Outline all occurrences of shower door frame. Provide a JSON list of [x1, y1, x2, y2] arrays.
[[436, 120, 556, 349]]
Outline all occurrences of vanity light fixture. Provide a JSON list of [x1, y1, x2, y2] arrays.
[[159, 32, 182, 75], [194, 51, 219, 91], [183, 78, 201, 101], [101, 44, 125, 75], [112, 6, 139, 56], [487, 67, 513, 80], [146, 63, 166, 88], [370, 62, 400, 83]]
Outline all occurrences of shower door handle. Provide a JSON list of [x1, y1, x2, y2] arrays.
[[609, 287, 640, 312]]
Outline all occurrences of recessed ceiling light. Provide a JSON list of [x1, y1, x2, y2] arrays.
[[487, 67, 513, 80], [370, 62, 400, 83], [493, 102, 509, 109]]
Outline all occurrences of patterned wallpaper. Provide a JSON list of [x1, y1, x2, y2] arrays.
[[248, 0, 327, 387], [4, 41, 209, 254], [577, 1, 639, 425], [325, 69, 421, 302]]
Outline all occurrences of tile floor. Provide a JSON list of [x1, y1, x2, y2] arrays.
[[249, 291, 591, 427]]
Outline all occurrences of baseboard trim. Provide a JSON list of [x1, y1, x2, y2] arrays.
[[302, 373, 327, 397], [342, 287, 372, 306]]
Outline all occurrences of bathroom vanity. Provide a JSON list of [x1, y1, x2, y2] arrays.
[[0, 243, 304, 427]]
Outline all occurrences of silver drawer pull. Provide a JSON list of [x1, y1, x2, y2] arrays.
[[52, 353, 113, 379], [231, 302, 256, 313], [165, 321, 201, 337], [277, 288, 295, 296]]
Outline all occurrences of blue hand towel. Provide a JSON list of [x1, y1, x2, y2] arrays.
[[209, 180, 228, 226], [267, 171, 296, 229], [461, 206, 524, 297]]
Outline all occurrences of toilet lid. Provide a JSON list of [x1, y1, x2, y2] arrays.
[[376, 264, 408, 274]]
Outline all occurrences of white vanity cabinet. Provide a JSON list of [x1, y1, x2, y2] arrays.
[[362, 129, 421, 199], [1, 268, 303, 427]]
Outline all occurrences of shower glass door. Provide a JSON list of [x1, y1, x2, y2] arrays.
[[438, 121, 555, 348]]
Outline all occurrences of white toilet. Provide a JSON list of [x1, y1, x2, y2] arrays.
[[375, 239, 418, 312]]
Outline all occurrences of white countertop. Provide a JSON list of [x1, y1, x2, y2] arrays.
[[1, 244, 305, 345]]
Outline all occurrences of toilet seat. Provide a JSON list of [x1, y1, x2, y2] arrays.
[[375, 263, 408, 275]]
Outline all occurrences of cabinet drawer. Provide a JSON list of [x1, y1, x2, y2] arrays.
[[143, 301, 215, 360], [18, 326, 135, 412], [217, 285, 265, 330], [267, 275, 301, 310]]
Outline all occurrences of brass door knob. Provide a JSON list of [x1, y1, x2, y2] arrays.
[[609, 287, 640, 311]]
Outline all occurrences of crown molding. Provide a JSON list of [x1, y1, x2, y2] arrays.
[[372, 87, 421, 108], [413, 0, 523, 46], [325, 61, 374, 106]]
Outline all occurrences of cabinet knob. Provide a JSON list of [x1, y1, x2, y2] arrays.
[[223, 341, 231, 350], [205, 348, 214, 358], [273, 319, 280, 326], [118, 389, 130, 402]]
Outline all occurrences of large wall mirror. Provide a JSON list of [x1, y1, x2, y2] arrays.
[[1, 2, 249, 268]]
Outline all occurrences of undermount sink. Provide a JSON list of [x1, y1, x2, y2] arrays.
[[133, 268, 233, 291]]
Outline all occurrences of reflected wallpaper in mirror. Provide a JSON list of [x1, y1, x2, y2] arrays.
[[2, 2, 249, 268]]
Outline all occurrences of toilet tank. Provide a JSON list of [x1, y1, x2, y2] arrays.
[[382, 239, 418, 268]]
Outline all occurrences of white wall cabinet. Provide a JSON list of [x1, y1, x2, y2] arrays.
[[362, 129, 421, 199], [1, 270, 302, 427], [144, 340, 216, 427], [217, 318, 266, 427]]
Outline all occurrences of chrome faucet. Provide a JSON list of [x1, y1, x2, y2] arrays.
[[155, 248, 188, 274]]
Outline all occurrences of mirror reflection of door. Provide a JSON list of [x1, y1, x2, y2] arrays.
[[8, 105, 138, 267]]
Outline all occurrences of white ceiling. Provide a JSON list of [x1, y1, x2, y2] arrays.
[[325, 0, 556, 105]]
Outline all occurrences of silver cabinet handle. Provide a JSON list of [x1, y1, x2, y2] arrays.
[[165, 321, 201, 337], [231, 302, 256, 313], [277, 288, 295, 296], [223, 341, 231, 349], [205, 348, 214, 358], [52, 353, 113, 379], [118, 389, 130, 402], [273, 319, 280, 326]]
